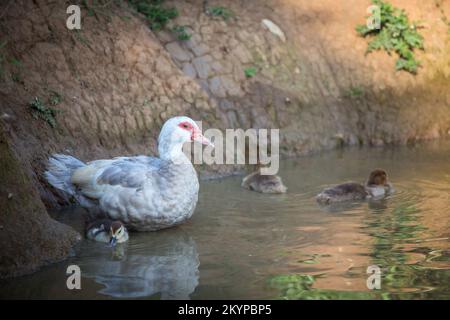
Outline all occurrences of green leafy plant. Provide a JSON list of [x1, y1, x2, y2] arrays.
[[244, 67, 257, 78], [74, 30, 90, 46], [48, 91, 63, 106], [10, 57, 21, 66], [206, 6, 234, 20], [29, 97, 60, 128], [11, 73, 22, 83], [0, 42, 24, 82], [171, 25, 191, 41], [81, 0, 115, 21], [345, 86, 364, 99], [129, 0, 178, 30], [356, 0, 424, 74]]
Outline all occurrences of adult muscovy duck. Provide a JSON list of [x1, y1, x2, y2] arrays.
[[45, 116, 213, 231]]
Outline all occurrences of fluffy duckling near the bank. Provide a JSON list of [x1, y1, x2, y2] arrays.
[[241, 168, 287, 194], [316, 169, 393, 204], [86, 219, 129, 246]]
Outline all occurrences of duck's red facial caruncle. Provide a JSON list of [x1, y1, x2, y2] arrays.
[[178, 121, 214, 147], [178, 121, 194, 131]]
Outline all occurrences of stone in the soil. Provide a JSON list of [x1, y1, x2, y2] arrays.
[[193, 55, 214, 79], [166, 42, 192, 62]]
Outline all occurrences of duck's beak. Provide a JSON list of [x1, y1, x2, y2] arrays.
[[192, 130, 214, 148], [109, 236, 117, 247]]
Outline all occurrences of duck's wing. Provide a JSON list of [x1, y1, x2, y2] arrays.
[[96, 156, 163, 188], [72, 156, 163, 199], [86, 219, 112, 231], [324, 182, 366, 195]]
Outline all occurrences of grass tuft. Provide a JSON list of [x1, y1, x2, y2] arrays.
[[128, 0, 178, 30], [244, 67, 257, 78], [206, 6, 234, 20], [29, 97, 60, 128]]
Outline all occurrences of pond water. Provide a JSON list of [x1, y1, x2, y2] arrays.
[[1, 141, 450, 299]]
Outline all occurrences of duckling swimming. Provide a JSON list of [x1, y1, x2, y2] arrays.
[[241, 169, 287, 194], [316, 169, 393, 204], [86, 219, 129, 246], [366, 168, 394, 197]]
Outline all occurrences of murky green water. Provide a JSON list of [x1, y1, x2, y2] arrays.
[[1, 141, 450, 299]]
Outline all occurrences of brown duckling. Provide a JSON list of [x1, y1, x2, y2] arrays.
[[316, 169, 393, 204], [241, 168, 287, 194]]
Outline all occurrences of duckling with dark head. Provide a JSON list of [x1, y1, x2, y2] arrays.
[[241, 168, 287, 194], [240, 135, 287, 194], [316, 169, 393, 204], [366, 169, 393, 197], [86, 219, 129, 246]]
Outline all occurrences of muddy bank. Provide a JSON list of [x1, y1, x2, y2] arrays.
[[0, 124, 80, 279]]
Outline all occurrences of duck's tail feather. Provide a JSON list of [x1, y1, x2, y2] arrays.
[[45, 154, 85, 195], [45, 154, 94, 206]]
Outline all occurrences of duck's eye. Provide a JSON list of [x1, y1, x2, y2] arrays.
[[179, 122, 191, 130]]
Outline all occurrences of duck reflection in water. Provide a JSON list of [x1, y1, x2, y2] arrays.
[[368, 197, 390, 212], [77, 229, 199, 299], [318, 196, 391, 214], [317, 201, 364, 213]]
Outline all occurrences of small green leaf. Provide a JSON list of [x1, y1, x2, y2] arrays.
[[207, 6, 234, 20], [244, 67, 257, 78], [171, 25, 191, 41]]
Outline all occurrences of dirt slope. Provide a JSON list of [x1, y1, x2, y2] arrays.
[[0, 124, 80, 278]]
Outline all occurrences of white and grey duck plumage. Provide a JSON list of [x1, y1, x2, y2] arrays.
[[45, 116, 213, 231]]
